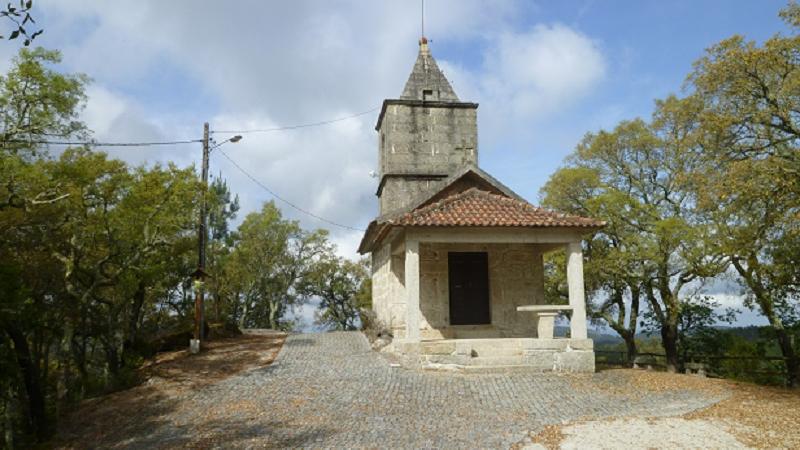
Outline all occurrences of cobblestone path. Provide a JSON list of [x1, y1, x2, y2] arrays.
[[75, 332, 725, 449]]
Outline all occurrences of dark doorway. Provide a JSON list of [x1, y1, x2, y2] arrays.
[[448, 252, 491, 325]]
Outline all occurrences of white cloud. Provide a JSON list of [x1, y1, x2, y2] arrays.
[[440, 23, 606, 148], [28, 1, 608, 262], [80, 85, 198, 168]]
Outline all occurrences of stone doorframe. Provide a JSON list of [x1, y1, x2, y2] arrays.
[[401, 227, 589, 343]]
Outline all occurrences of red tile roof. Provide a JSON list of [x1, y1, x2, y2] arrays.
[[386, 188, 605, 228]]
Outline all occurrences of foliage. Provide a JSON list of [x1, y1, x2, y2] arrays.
[[1, 1, 42, 46], [0, 47, 360, 445], [0, 47, 87, 153], [220, 202, 331, 331], [301, 257, 370, 331], [542, 98, 726, 371], [687, 2, 800, 386]]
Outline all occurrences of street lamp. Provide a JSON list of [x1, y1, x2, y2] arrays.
[[190, 125, 243, 354]]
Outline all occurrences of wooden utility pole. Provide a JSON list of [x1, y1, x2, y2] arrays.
[[191, 122, 210, 353]]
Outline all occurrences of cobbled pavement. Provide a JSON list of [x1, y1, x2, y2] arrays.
[[104, 332, 725, 449]]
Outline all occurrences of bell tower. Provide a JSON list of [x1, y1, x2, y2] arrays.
[[375, 37, 479, 215]]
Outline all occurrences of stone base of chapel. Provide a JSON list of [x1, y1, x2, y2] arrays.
[[385, 337, 595, 373]]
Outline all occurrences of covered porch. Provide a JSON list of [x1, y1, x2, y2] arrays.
[[380, 226, 594, 372]]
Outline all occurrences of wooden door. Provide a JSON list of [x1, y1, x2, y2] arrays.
[[448, 252, 491, 325]]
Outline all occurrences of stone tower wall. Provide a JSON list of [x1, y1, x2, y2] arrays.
[[377, 102, 478, 215]]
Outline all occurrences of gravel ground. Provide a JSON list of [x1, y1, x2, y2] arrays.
[[57, 331, 726, 449], [525, 417, 748, 450]]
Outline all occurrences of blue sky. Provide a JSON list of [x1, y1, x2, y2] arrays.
[[6, 0, 789, 328]]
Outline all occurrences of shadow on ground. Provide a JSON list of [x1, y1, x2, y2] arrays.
[[53, 331, 288, 449]]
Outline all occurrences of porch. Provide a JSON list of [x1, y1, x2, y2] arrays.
[[375, 227, 595, 372]]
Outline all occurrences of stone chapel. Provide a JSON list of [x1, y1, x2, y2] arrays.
[[358, 38, 604, 371]]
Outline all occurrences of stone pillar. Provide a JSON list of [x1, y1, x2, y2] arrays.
[[566, 241, 588, 339], [536, 312, 557, 339], [404, 238, 421, 343]]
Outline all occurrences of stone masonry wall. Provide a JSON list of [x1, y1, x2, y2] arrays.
[[378, 103, 478, 215], [379, 177, 448, 215], [370, 243, 391, 326], [418, 243, 546, 339], [371, 241, 408, 336], [376, 242, 548, 339]]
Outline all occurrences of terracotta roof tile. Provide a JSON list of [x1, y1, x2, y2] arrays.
[[386, 188, 605, 228]]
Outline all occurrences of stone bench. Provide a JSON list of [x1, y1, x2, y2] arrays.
[[516, 305, 574, 339], [685, 361, 708, 377]]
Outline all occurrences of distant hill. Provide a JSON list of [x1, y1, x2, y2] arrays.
[[554, 325, 624, 345], [557, 324, 776, 345]]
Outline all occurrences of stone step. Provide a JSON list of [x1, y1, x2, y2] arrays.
[[464, 355, 527, 366], [454, 340, 523, 357], [422, 354, 527, 367], [419, 340, 524, 357]]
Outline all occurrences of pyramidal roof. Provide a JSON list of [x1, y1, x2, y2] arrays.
[[400, 38, 459, 102]]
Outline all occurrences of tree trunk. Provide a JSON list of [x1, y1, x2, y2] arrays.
[[5, 326, 48, 441], [57, 320, 73, 407], [4, 386, 14, 450], [733, 259, 799, 388], [624, 333, 638, 367], [661, 323, 680, 372], [105, 343, 120, 381], [123, 281, 146, 358], [238, 297, 249, 330], [774, 328, 799, 388], [268, 301, 279, 330]]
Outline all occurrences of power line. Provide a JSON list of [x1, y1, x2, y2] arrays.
[[4, 106, 381, 145], [215, 148, 365, 232], [212, 106, 380, 134], [4, 138, 202, 147]]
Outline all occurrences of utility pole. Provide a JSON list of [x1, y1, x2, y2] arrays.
[[191, 122, 210, 354]]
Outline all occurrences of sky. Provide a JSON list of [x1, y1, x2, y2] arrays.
[[4, 0, 790, 329]]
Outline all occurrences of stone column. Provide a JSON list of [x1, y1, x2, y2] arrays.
[[566, 241, 588, 339], [404, 238, 421, 343]]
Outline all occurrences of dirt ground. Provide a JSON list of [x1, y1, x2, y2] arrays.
[[54, 330, 286, 448], [530, 369, 800, 449]]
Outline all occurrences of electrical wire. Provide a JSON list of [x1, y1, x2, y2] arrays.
[[4, 106, 381, 145], [4, 108, 377, 232], [215, 148, 366, 232], [3, 138, 202, 147], [212, 106, 380, 134]]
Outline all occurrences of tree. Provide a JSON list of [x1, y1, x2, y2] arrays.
[[0, 47, 88, 443], [541, 167, 644, 365], [543, 97, 725, 372], [206, 175, 240, 323], [689, 3, 800, 386], [0, 47, 204, 443], [224, 202, 330, 330], [1, 48, 87, 152], [302, 257, 369, 331]]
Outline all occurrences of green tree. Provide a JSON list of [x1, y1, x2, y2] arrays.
[[0, 48, 204, 443], [541, 167, 644, 365], [302, 257, 369, 331], [0, 48, 87, 153], [0, 47, 88, 444], [689, 3, 800, 386], [225, 202, 330, 330], [206, 175, 240, 323], [543, 97, 725, 372]]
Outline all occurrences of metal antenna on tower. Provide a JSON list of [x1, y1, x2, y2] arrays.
[[421, 0, 425, 38]]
